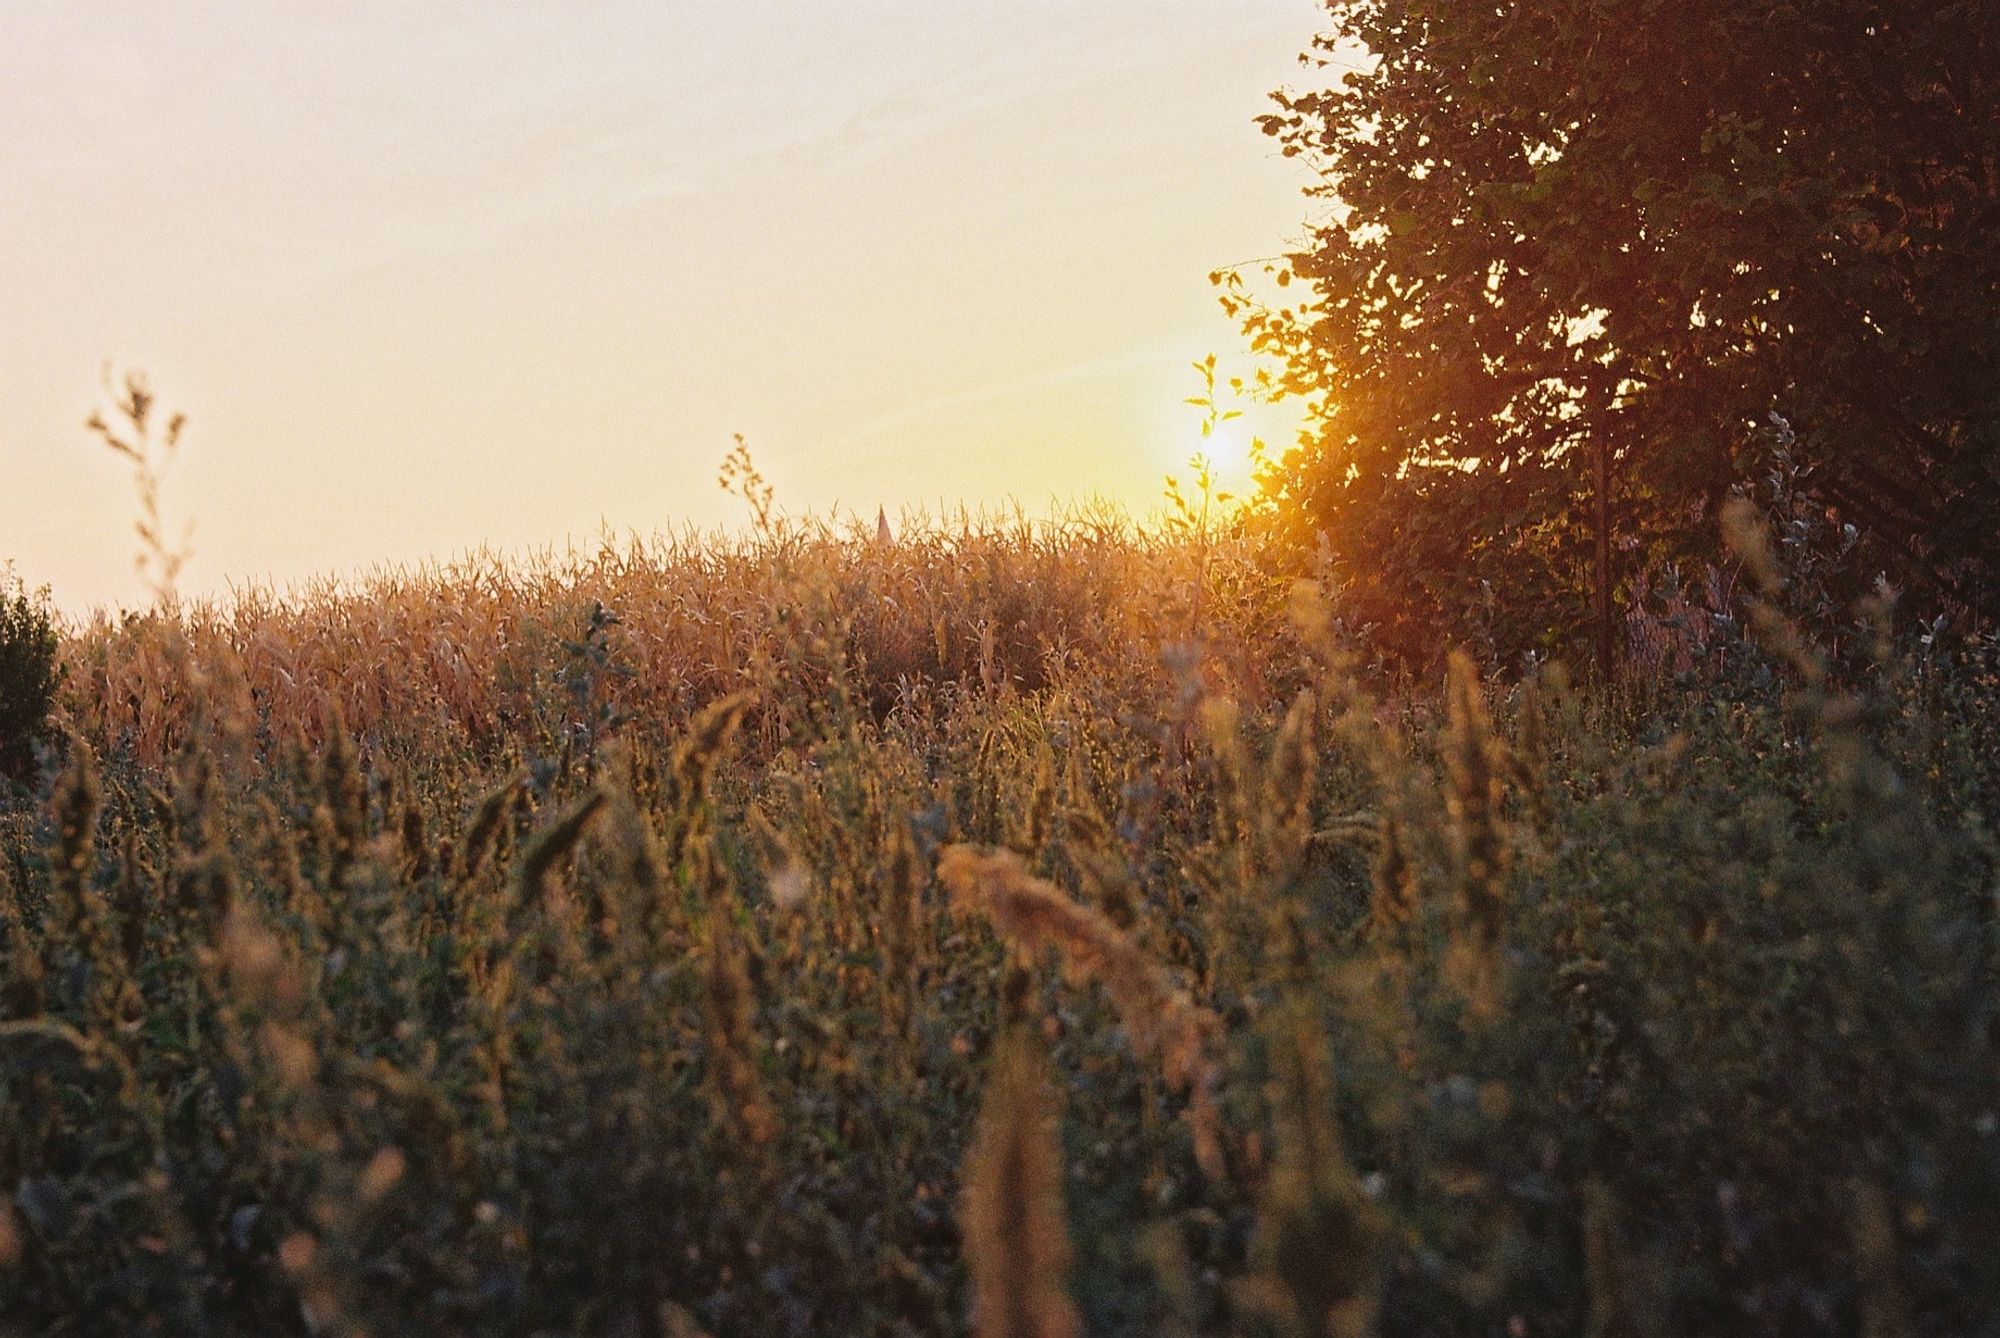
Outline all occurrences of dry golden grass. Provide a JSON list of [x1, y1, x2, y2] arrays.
[[57, 512, 1287, 770], [959, 1028, 1081, 1338], [938, 845, 1224, 1179], [0, 504, 1994, 1336]]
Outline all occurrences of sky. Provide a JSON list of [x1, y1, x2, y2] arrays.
[[1, 1, 1324, 612]]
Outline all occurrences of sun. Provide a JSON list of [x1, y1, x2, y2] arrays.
[[1174, 394, 1304, 499], [1188, 415, 1263, 491], [1165, 355, 1311, 505]]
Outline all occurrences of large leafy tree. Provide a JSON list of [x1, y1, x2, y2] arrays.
[[1235, 0, 1999, 669]]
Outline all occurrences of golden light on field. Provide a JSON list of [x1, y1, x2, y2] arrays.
[[0, 1, 1323, 613], [3, 0, 1993, 1327]]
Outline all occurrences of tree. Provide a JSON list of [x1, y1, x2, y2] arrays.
[[1234, 0, 1999, 670]]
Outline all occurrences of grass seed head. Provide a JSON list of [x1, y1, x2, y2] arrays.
[[960, 1027, 1081, 1338]]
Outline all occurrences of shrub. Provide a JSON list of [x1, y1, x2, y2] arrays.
[[0, 569, 62, 789]]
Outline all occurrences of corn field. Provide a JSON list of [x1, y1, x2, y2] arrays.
[[2, 510, 1996, 1336]]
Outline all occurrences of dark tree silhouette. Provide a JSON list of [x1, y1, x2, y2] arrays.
[[1237, 0, 1999, 669]]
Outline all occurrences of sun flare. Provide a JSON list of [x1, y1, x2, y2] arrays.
[[1188, 416, 1261, 490]]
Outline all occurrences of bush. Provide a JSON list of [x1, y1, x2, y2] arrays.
[[0, 569, 62, 789]]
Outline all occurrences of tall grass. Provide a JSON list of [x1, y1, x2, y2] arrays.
[[1, 507, 1995, 1335]]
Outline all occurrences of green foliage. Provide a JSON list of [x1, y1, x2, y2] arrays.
[[0, 519, 1994, 1334], [0, 572, 63, 790], [1237, 0, 2000, 665]]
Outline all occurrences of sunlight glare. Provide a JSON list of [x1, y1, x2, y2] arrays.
[[1188, 416, 1261, 491]]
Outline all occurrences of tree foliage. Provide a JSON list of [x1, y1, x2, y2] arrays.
[[0, 571, 63, 789], [1237, 0, 2000, 666]]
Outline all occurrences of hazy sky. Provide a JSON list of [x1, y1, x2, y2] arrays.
[[2, 1, 1322, 611]]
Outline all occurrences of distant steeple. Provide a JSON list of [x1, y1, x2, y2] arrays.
[[875, 505, 893, 545]]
